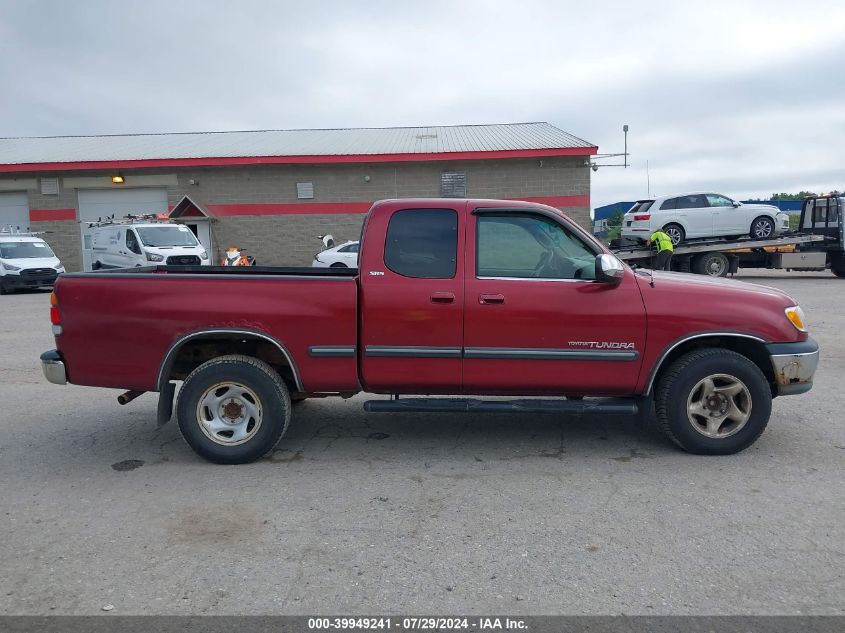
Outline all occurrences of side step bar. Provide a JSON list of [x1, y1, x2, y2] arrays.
[[363, 398, 639, 416]]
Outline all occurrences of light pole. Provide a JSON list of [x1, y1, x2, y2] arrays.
[[623, 124, 629, 168]]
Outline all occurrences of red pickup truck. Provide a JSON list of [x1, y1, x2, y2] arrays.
[[41, 198, 819, 464]]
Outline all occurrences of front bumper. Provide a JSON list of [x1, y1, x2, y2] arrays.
[[766, 338, 819, 396], [40, 349, 67, 385], [3, 271, 59, 288]]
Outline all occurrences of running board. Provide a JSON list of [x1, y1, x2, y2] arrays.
[[363, 398, 639, 416]]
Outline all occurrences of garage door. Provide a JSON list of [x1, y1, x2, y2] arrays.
[[0, 192, 29, 233], [78, 189, 168, 271]]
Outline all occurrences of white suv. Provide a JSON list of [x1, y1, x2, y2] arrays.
[[621, 192, 789, 245]]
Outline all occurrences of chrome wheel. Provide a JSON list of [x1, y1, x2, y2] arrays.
[[196, 381, 263, 446], [752, 218, 774, 239], [686, 373, 751, 439], [664, 225, 684, 245]]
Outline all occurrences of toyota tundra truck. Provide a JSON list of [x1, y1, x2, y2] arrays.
[[40, 198, 819, 464]]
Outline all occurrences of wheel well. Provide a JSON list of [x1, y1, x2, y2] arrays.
[[650, 336, 776, 397], [752, 214, 775, 225], [161, 334, 300, 392]]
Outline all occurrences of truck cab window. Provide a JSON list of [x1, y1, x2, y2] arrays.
[[476, 214, 597, 280], [384, 209, 457, 279]]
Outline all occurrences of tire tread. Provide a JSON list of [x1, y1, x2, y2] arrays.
[[655, 348, 770, 454], [176, 354, 291, 463]]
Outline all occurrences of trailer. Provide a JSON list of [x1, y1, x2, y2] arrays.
[[611, 194, 845, 277]]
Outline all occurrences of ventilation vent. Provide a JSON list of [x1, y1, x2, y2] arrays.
[[296, 181, 314, 199], [440, 171, 466, 198], [40, 177, 59, 195]]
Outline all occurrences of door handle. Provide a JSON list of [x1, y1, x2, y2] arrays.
[[479, 293, 505, 305], [430, 292, 455, 304]]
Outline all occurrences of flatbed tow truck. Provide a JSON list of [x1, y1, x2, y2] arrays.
[[611, 193, 845, 277]]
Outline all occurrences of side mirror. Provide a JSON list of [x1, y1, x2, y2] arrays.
[[732, 201, 741, 207], [595, 253, 624, 284]]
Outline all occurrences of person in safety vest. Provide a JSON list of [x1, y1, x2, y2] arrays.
[[647, 230, 674, 270]]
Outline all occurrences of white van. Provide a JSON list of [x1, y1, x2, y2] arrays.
[[91, 222, 210, 269], [0, 231, 65, 295]]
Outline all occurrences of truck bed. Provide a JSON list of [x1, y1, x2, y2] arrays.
[[89, 264, 359, 277], [54, 265, 360, 393]]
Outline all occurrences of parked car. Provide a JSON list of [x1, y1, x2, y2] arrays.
[[0, 231, 65, 294], [42, 198, 817, 464], [622, 193, 790, 245], [91, 221, 210, 269], [311, 240, 359, 268]]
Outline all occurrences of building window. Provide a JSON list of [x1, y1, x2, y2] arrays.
[[296, 182, 314, 199], [440, 171, 466, 198]]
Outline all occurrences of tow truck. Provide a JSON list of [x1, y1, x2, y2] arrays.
[[611, 193, 844, 277]]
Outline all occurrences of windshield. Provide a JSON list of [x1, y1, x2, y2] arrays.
[[0, 241, 56, 259], [136, 226, 199, 247]]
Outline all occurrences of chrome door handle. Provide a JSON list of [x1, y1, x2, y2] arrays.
[[430, 292, 455, 304], [479, 294, 505, 304]]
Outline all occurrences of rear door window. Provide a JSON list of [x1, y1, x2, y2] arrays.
[[660, 198, 678, 210], [384, 209, 458, 279], [676, 195, 708, 210]]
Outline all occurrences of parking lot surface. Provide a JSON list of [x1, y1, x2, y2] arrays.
[[0, 271, 843, 615]]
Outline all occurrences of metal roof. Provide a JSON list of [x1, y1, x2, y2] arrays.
[[0, 123, 595, 168]]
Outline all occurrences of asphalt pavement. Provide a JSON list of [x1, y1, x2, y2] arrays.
[[0, 270, 842, 615]]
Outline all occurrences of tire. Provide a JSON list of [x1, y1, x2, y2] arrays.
[[655, 348, 772, 455], [176, 354, 291, 464], [0, 280, 7, 295], [329, 262, 348, 268], [91, 261, 101, 271], [831, 255, 845, 278], [662, 223, 685, 246], [750, 216, 775, 239], [693, 252, 729, 277]]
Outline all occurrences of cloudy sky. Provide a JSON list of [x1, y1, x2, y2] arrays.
[[1, 0, 844, 208]]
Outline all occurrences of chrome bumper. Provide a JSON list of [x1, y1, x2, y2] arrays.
[[40, 349, 67, 385], [766, 338, 819, 396]]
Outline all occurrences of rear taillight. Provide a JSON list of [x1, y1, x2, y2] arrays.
[[633, 214, 651, 221], [50, 291, 61, 329]]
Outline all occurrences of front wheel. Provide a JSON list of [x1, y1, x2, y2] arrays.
[[176, 355, 291, 464], [655, 349, 772, 455], [750, 216, 775, 239]]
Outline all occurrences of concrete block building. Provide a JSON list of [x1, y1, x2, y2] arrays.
[[0, 123, 597, 271]]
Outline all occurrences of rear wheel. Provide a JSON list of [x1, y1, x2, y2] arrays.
[[662, 223, 685, 246], [176, 354, 291, 464], [655, 349, 771, 455], [831, 255, 845, 278], [693, 252, 730, 277], [750, 216, 775, 239]]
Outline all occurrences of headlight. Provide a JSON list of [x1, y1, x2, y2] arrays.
[[785, 306, 807, 332], [199, 250, 208, 260], [55, 266, 65, 273], [145, 252, 165, 262], [1, 262, 21, 271]]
